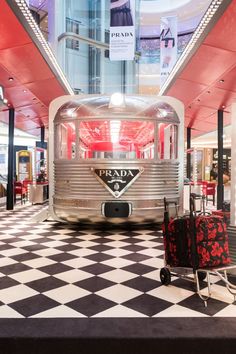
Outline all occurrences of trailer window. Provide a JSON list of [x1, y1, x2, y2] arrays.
[[56, 122, 76, 159], [158, 123, 177, 160], [78, 120, 154, 160]]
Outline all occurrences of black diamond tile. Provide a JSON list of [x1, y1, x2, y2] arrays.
[[0, 238, 19, 243], [122, 253, 150, 262], [0, 276, 20, 289], [60, 237, 81, 244], [55, 244, 78, 252], [215, 275, 236, 287], [123, 276, 161, 292], [80, 263, 115, 276], [48, 253, 77, 262], [0, 263, 31, 275], [67, 294, 116, 317], [89, 245, 113, 252], [23, 244, 48, 252], [0, 244, 15, 251], [27, 276, 68, 292], [122, 245, 145, 252], [148, 231, 162, 236], [121, 231, 141, 237], [74, 276, 116, 292], [65, 231, 87, 236], [171, 278, 196, 292], [38, 263, 73, 275], [88, 238, 110, 244], [122, 263, 156, 275], [11, 252, 39, 262], [7, 232, 27, 237], [121, 237, 144, 244], [123, 294, 172, 317], [35, 232, 58, 237], [28, 237, 49, 244], [10, 294, 60, 317], [85, 253, 113, 262], [94, 231, 114, 237], [178, 294, 229, 316], [154, 245, 164, 251]]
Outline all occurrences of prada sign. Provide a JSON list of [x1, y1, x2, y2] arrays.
[[92, 167, 144, 198]]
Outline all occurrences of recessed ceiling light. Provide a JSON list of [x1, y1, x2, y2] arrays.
[[8, 77, 14, 81], [23, 89, 27, 92], [222, 105, 225, 109], [219, 79, 224, 83]]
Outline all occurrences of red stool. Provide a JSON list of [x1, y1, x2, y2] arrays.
[[14, 181, 27, 204], [202, 182, 216, 206]]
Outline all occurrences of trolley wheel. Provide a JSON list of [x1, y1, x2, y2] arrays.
[[160, 267, 171, 285], [197, 271, 206, 281]]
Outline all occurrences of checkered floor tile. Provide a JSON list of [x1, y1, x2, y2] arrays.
[[0, 204, 235, 318]]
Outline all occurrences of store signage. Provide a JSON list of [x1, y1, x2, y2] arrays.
[[109, 0, 136, 61], [160, 16, 177, 87], [92, 167, 144, 198]]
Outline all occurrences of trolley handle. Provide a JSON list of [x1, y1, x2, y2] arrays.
[[190, 193, 208, 215], [164, 197, 178, 218]]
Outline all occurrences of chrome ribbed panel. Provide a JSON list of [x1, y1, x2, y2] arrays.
[[54, 162, 180, 201]]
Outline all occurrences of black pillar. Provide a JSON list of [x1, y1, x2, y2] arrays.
[[40, 126, 45, 167], [187, 127, 191, 179], [6, 108, 15, 210], [217, 109, 224, 209]]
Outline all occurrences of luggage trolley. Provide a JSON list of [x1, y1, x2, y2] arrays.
[[160, 197, 236, 307]]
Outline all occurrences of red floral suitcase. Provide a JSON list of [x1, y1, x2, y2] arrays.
[[162, 202, 231, 269], [162, 217, 191, 267], [193, 215, 231, 268], [212, 210, 230, 226]]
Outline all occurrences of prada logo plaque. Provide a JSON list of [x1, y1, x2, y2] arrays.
[[91, 167, 144, 198]]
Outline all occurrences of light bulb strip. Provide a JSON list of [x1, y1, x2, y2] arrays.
[[159, 0, 230, 96], [11, 0, 73, 95]]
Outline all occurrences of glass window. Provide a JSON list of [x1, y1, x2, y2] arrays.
[[56, 122, 76, 160], [66, 17, 80, 51], [78, 120, 154, 160], [158, 123, 177, 160]]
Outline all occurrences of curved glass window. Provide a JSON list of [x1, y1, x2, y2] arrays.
[[55, 122, 76, 159], [158, 123, 178, 160], [78, 120, 154, 160]]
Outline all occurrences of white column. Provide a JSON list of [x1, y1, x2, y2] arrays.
[[48, 0, 66, 69], [230, 103, 236, 226]]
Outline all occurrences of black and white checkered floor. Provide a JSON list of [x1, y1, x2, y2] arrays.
[[0, 205, 235, 318]]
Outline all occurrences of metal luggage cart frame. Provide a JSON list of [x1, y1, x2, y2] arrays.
[[160, 197, 236, 307]]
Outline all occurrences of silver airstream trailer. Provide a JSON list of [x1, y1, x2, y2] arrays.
[[49, 94, 184, 223]]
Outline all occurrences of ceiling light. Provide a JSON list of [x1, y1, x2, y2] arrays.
[[8, 77, 14, 81], [222, 105, 225, 109], [219, 79, 224, 83], [23, 89, 27, 93]]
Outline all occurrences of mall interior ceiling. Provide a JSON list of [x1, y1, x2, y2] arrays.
[[0, 0, 235, 141]]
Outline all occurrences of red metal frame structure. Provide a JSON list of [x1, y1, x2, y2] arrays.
[[0, 0, 72, 137], [160, 0, 235, 138]]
